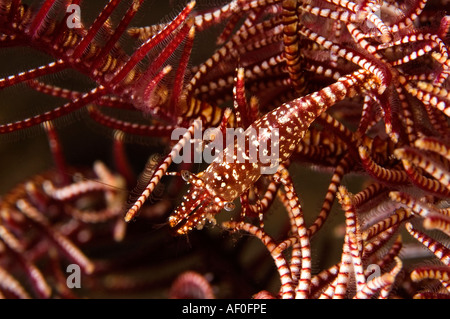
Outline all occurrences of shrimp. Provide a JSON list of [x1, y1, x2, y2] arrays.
[[169, 68, 379, 234]]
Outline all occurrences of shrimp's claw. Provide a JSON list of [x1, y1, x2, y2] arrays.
[[170, 172, 225, 235]]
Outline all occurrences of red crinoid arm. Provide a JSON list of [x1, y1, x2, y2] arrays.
[[376, 258, 402, 299], [4, 249, 51, 298], [142, 65, 173, 106], [87, 106, 176, 137], [124, 119, 201, 222], [170, 26, 195, 113], [16, 199, 95, 274], [127, 23, 168, 41], [112, 130, 135, 187], [294, 131, 342, 167], [7, 0, 22, 24], [411, 265, 450, 284], [411, 265, 450, 294], [405, 223, 450, 266], [277, 168, 311, 299], [319, 236, 351, 299], [186, 14, 283, 100], [299, 24, 391, 95], [192, 0, 240, 32], [233, 67, 250, 128], [109, 1, 195, 87], [91, 0, 145, 72], [299, 1, 361, 23], [0, 60, 67, 89], [423, 101, 450, 137], [44, 160, 122, 206], [395, 147, 450, 192], [253, 290, 277, 299], [337, 186, 365, 293], [316, 113, 358, 150], [42, 121, 70, 186], [400, 77, 450, 117], [389, 0, 426, 32], [216, 9, 242, 45], [282, 0, 305, 94], [169, 271, 215, 299], [43, 179, 112, 201], [143, 65, 172, 107], [362, 208, 412, 241], [27, 80, 135, 110], [47, 250, 78, 298], [439, 208, 450, 217], [222, 220, 294, 299], [272, 234, 300, 285], [0, 225, 52, 298], [142, 21, 193, 82], [64, 205, 122, 224], [51, 0, 83, 43], [376, 235, 403, 272], [362, 226, 400, 260], [357, 94, 381, 135], [352, 181, 387, 208], [278, 168, 311, 299], [241, 174, 280, 220], [414, 137, 450, 161], [395, 87, 417, 144], [128, 154, 163, 211], [308, 155, 350, 237], [71, 0, 122, 59], [310, 264, 340, 298], [0, 85, 106, 134], [27, 0, 57, 38], [27, 79, 81, 99], [389, 191, 441, 218], [353, 272, 395, 299], [358, 146, 409, 186], [367, 87, 406, 143], [0, 266, 31, 299], [400, 159, 450, 197], [423, 215, 450, 237]]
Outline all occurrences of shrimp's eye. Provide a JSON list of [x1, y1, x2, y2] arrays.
[[224, 202, 235, 211], [181, 170, 192, 182]]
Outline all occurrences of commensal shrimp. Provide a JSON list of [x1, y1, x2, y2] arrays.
[[169, 69, 379, 234]]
